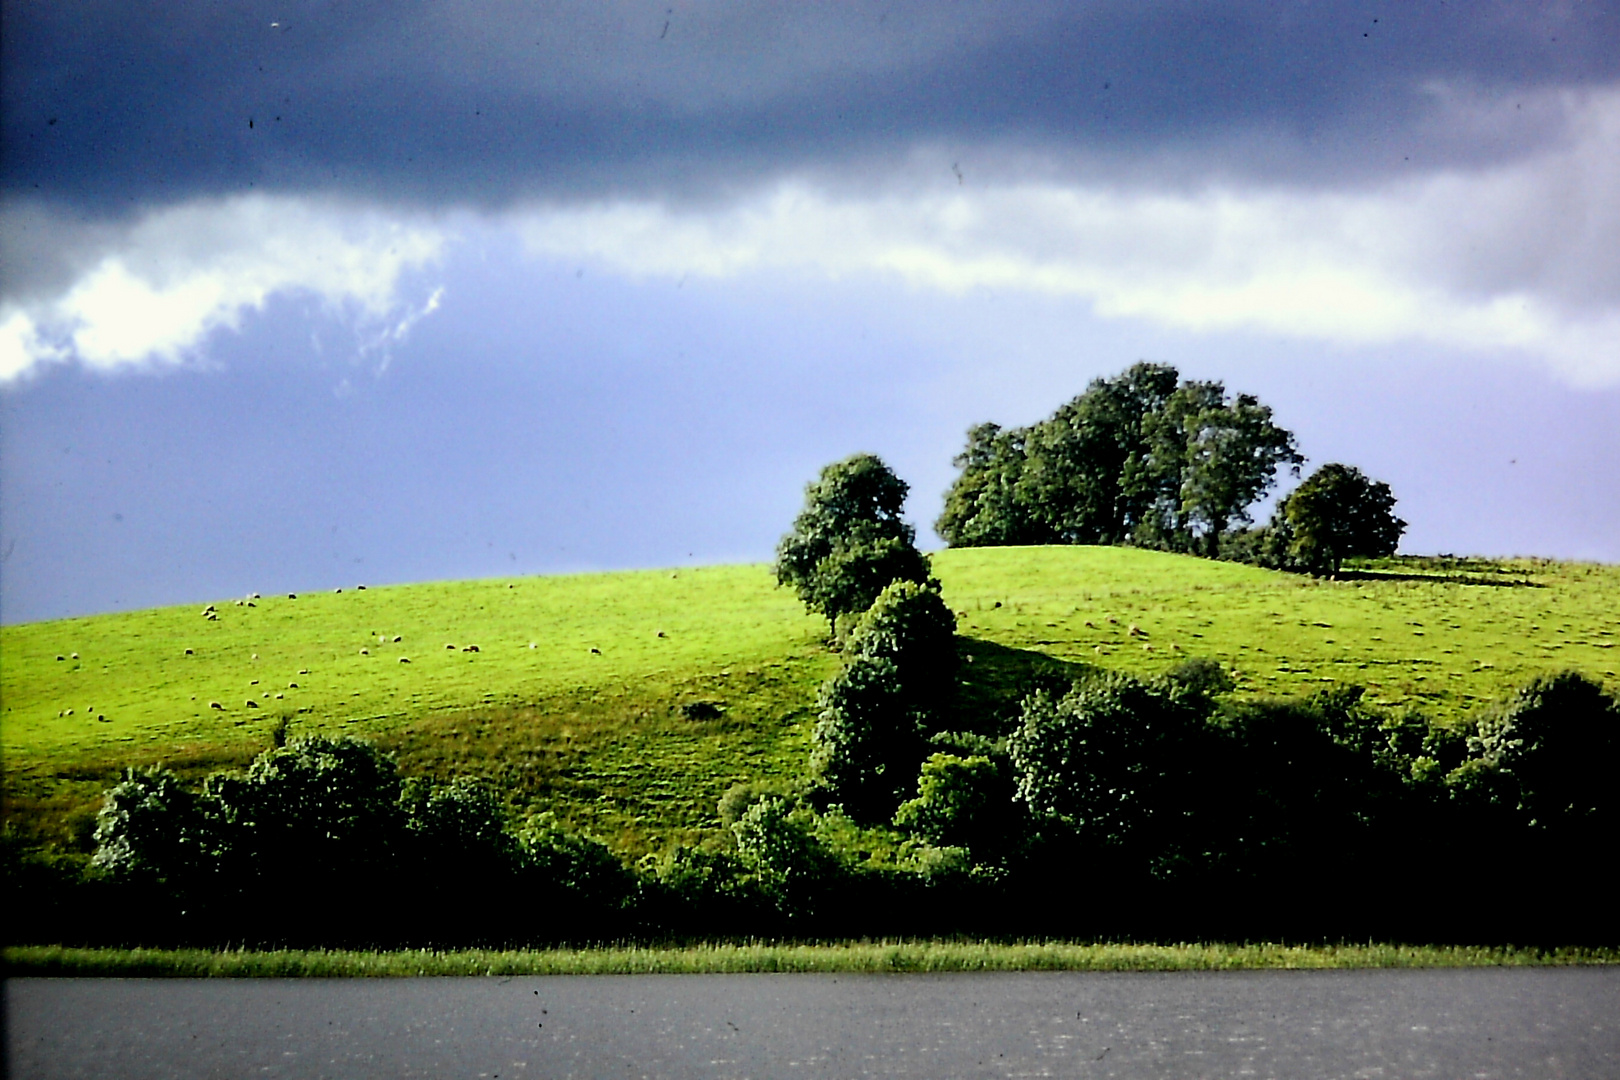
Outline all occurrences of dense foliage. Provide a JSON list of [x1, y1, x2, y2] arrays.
[[13, 665, 1606, 949], [1275, 463, 1407, 575], [775, 453, 931, 631], [938, 363, 1302, 557]]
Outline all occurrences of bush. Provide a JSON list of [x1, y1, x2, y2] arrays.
[[731, 795, 838, 913], [893, 753, 1018, 861], [810, 655, 927, 822], [516, 811, 637, 913], [1464, 672, 1619, 834], [223, 735, 404, 886], [90, 766, 218, 889], [845, 578, 958, 709], [1007, 674, 1212, 851], [400, 775, 518, 875]]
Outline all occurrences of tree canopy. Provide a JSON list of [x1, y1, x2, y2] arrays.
[[776, 453, 931, 631], [1276, 463, 1406, 575], [937, 363, 1301, 556]]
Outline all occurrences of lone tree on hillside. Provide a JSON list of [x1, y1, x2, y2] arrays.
[[937, 363, 1301, 556], [775, 453, 931, 635], [1278, 463, 1406, 576]]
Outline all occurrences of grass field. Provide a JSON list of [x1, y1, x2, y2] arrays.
[[4, 547, 1617, 855], [7, 941, 1615, 978]]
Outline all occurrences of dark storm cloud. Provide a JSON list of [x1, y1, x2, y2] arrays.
[[5, 0, 1616, 211]]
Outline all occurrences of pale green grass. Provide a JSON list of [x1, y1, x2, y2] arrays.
[[4, 547, 1615, 854], [7, 941, 1614, 977]]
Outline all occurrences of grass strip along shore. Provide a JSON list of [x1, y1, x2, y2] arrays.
[[7, 942, 1616, 978]]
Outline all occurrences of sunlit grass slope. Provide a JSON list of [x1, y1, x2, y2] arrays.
[[935, 547, 1619, 718], [4, 548, 1616, 854]]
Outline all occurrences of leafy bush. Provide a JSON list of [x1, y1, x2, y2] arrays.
[[893, 753, 1018, 861], [91, 766, 218, 888], [810, 655, 927, 822], [400, 775, 519, 875], [845, 577, 958, 708], [516, 811, 637, 912], [1462, 672, 1619, 834], [221, 735, 404, 885], [1007, 674, 1211, 851], [731, 795, 838, 913]]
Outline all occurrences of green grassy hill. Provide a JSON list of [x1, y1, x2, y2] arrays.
[[4, 547, 1616, 855]]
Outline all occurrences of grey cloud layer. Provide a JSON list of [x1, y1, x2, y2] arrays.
[[6, 0, 1616, 210]]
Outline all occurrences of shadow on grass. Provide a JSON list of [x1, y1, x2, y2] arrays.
[[948, 636, 1095, 736], [1333, 569, 1544, 588]]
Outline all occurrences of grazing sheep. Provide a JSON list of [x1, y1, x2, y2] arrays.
[[97, 715, 108, 722], [288, 682, 298, 688], [392, 635, 402, 642], [357, 584, 367, 590], [245, 699, 259, 708], [445, 643, 457, 650], [462, 645, 479, 653], [298, 668, 309, 674], [64, 708, 74, 716], [399, 657, 411, 663], [359, 648, 369, 655], [250, 593, 261, 599], [209, 701, 224, 710], [275, 693, 284, 699], [247, 601, 256, 607], [656, 631, 666, 638], [251, 653, 259, 660], [71, 652, 78, 659], [234, 600, 243, 606], [528, 642, 536, 649], [288, 593, 297, 599], [589, 647, 601, 655], [56, 655, 64, 661]]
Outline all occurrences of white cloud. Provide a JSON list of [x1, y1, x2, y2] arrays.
[[515, 89, 1620, 387], [0, 195, 448, 382]]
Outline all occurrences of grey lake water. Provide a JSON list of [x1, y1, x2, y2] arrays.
[[7, 968, 1618, 1079]]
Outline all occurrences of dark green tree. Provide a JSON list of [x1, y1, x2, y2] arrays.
[[937, 363, 1180, 546], [844, 578, 958, 712], [938, 365, 1299, 557], [1279, 463, 1406, 575], [776, 453, 931, 634], [809, 655, 927, 822]]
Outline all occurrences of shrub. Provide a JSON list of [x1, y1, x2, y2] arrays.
[[1464, 672, 1620, 833], [893, 753, 1017, 860], [224, 735, 404, 885], [810, 655, 927, 822], [400, 775, 518, 874], [845, 578, 958, 709], [516, 811, 637, 911], [731, 795, 837, 912], [90, 765, 217, 888], [1007, 674, 1211, 850]]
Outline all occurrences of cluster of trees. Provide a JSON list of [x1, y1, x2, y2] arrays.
[[937, 363, 1407, 573]]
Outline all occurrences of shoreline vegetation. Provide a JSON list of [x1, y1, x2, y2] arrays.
[[7, 941, 1617, 979]]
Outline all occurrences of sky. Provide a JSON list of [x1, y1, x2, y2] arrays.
[[2, 1, 1618, 624]]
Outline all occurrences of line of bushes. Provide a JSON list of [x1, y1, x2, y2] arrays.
[[8, 663, 1614, 949]]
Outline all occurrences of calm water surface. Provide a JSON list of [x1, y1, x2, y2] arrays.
[[8, 968, 1618, 1079]]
